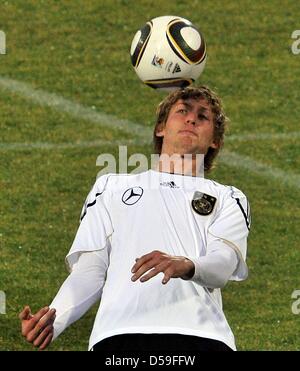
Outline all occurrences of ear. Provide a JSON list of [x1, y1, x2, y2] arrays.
[[155, 123, 165, 138], [210, 140, 220, 149], [210, 142, 219, 149]]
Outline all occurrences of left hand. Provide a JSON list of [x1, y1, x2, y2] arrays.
[[19, 305, 56, 350], [131, 250, 195, 285]]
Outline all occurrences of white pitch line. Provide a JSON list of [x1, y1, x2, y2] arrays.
[[0, 76, 152, 138], [220, 150, 300, 190], [227, 132, 300, 142], [0, 132, 300, 151], [1, 131, 299, 151], [0, 76, 299, 190], [1, 131, 298, 151], [1, 76, 298, 144], [0, 138, 150, 151], [1, 130, 299, 151]]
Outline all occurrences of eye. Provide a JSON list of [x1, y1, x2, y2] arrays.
[[198, 113, 208, 120], [177, 108, 187, 114]]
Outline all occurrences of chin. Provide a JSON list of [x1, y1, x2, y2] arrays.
[[179, 145, 201, 155]]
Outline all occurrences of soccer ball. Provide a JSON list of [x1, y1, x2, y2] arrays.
[[130, 15, 207, 91]]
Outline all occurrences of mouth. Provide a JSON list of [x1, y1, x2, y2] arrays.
[[178, 130, 197, 137]]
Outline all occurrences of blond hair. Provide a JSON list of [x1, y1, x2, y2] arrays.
[[153, 86, 228, 172]]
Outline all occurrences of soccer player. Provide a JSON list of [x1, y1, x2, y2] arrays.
[[19, 86, 250, 352]]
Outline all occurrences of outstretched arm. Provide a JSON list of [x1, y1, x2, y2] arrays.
[[50, 249, 108, 340], [19, 249, 108, 350]]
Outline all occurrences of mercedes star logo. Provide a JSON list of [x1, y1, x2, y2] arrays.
[[122, 187, 144, 205]]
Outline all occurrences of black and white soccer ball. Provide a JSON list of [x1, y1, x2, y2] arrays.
[[130, 15, 207, 91]]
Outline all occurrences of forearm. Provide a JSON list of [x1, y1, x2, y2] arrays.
[[189, 241, 238, 289], [50, 250, 108, 340]]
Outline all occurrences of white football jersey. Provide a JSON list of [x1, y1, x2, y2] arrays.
[[66, 170, 250, 350]]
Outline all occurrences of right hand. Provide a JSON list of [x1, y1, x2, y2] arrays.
[[19, 305, 56, 350]]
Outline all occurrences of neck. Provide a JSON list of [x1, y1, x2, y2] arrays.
[[155, 152, 204, 177]]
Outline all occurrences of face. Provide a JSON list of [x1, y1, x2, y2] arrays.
[[156, 98, 219, 156]]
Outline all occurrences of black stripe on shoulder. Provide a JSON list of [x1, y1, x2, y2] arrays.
[[235, 198, 250, 230], [80, 175, 113, 222], [246, 199, 251, 228], [230, 187, 251, 230], [80, 192, 103, 221]]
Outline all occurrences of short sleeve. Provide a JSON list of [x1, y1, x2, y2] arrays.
[[207, 186, 251, 281], [66, 175, 113, 271]]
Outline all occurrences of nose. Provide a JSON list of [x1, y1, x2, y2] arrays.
[[185, 112, 197, 126]]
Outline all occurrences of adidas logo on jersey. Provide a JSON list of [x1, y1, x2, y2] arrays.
[[160, 181, 179, 188]]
